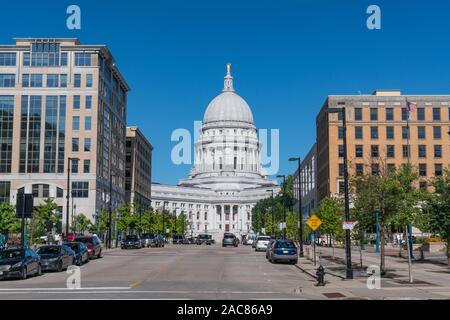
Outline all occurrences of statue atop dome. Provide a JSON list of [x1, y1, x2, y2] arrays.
[[223, 63, 234, 92]]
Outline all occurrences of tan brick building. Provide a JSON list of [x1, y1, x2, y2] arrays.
[[0, 38, 130, 231], [316, 90, 450, 203]]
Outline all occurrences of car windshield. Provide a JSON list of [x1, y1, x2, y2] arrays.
[[126, 236, 138, 241], [142, 234, 155, 239], [0, 249, 24, 260], [198, 235, 208, 239], [257, 236, 271, 241], [224, 234, 234, 238], [275, 241, 295, 248], [37, 246, 60, 255]]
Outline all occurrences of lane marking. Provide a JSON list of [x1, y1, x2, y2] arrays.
[[0, 287, 130, 291], [129, 280, 143, 288]]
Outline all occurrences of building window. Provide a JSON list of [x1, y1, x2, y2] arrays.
[[402, 127, 409, 139], [42, 184, 50, 198], [85, 96, 92, 109], [370, 108, 378, 121], [387, 164, 396, 173], [338, 127, 344, 140], [46, 74, 59, 87], [417, 126, 426, 139], [32, 184, 39, 197], [56, 187, 64, 198], [338, 181, 345, 194], [72, 181, 89, 198], [0, 74, 15, 87], [355, 145, 363, 158], [22, 74, 30, 87], [386, 127, 394, 139], [60, 52, 67, 66], [402, 108, 408, 121], [371, 145, 379, 158], [433, 108, 441, 121], [0, 96, 14, 173], [434, 145, 442, 158], [371, 127, 378, 139], [83, 160, 90, 173], [74, 53, 92, 66], [0, 53, 16, 66], [419, 164, 427, 177], [72, 116, 80, 130], [385, 108, 394, 121], [60, 74, 67, 87], [371, 164, 380, 176], [354, 108, 362, 121], [84, 138, 91, 152], [355, 127, 363, 139], [338, 145, 344, 158], [72, 138, 79, 152], [86, 74, 93, 87], [418, 145, 427, 158], [402, 145, 410, 159], [433, 126, 442, 139], [417, 108, 425, 121], [74, 74, 81, 88], [31, 43, 60, 66], [387, 145, 395, 158], [338, 164, 344, 177], [85, 116, 92, 130], [356, 164, 364, 176], [71, 159, 79, 173], [30, 74, 43, 87], [419, 181, 428, 191], [435, 164, 443, 177], [0, 181, 11, 204], [23, 52, 30, 66]]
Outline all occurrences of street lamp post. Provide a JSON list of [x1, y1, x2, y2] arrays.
[[66, 157, 79, 239], [327, 106, 353, 280], [266, 190, 275, 238], [289, 157, 304, 258], [108, 172, 118, 250], [277, 175, 286, 239]]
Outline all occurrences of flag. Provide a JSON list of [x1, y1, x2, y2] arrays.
[[407, 101, 417, 113]]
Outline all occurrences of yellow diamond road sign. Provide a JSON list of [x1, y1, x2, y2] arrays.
[[306, 214, 322, 232]]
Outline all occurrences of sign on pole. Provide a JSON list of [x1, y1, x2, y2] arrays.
[[343, 221, 356, 230], [306, 214, 322, 232]]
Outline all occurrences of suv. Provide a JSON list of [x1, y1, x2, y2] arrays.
[[73, 235, 102, 259], [196, 234, 212, 245], [222, 233, 238, 247], [173, 235, 186, 244], [121, 235, 142, 249], [141, 233, 158, 248]]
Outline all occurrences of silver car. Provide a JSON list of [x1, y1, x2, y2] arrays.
[[255, 236, 271, 252]]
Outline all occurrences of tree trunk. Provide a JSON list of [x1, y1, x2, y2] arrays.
[[447, 236, 450, 266]]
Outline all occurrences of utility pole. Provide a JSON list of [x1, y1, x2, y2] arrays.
[[289, 157, 304, 258]]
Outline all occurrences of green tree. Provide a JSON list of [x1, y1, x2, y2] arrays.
[[427, 168, 450, 265], [0, 202, 20, 237], [316, 197, 345, 245], [30, 198, 59, 242], [74, 213, 92, 233], [176, 212, 188, 235]]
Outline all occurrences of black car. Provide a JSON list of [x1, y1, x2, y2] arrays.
[[0, 247, 42, 280], [172, 235, 187, 244], [222, 233, 239, 247], [63, 242, 89, 266], [196, 234, 212, 245], [121, 235, 142, 249], [37, 245, 75, 272]]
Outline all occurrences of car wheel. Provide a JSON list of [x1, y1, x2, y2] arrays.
[[21, 266, 27, 280], [97, 250, 102, 259], [57, 261, 63, 272]]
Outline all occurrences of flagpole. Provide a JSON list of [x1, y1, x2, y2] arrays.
[[405, 98, 414, 284]]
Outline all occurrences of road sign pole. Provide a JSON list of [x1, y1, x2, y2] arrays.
[[313, 231, 317, 266]]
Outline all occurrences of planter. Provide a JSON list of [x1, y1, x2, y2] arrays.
[[421, 242, 447, 253]]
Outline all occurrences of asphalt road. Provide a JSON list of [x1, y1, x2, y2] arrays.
[[0, 244, 319, 300]]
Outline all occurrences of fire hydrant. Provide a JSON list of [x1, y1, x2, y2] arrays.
[[316, 265, 325, 286]]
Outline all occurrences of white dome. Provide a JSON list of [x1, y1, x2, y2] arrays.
[[203, 91, 254, 124]]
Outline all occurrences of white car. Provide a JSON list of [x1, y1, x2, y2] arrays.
[[255, 236, 271, 252], [245, 235, 257, 246]]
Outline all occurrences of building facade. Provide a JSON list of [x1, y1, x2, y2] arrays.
[[316, 90, 450, 202], [0, 38, 130, 231], [125, 126, 153, 211], [293, 143, 317, 217], [151, 65, 279, 240]]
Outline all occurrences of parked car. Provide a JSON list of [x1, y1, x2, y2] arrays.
[[155, 234, 165, 247], [196, 234, 212, 245], [121, 235, 143, 249], [73, 235, 102, 259], [37, 245, 75, 272], [141, 233, 158, 248], [172, 235, 186, 245], [186, 237, 196, 244], [67, 232, 83, 242], [266, 239, 276, 259], [0, 247, 42, 280], [245, 234, 257, 246], [222, 233, 239, 247], [255, 236, 271, 252], [268, 239, 298, 264], [63, 242, 89, 266]]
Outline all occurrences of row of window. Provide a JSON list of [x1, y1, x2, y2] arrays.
[[72, 116, 92, 131], [339, 162, 445, 178], [26, 181, 89, 199], [21, 49, 92, 67], [0, 73, 93, 88], [72, 137, 92, 153], [338, 144, 446, 159], [0, 53, 16, 66], [338, 125, 450, 140], [70, 159, 91, 175], [349, 107, 447, 122]]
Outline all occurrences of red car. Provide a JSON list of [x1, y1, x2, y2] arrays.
[[73, 235, 103, 260], [66, 232, 82, 242]]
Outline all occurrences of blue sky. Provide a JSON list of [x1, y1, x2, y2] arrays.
[[2, 0, 450, 184]]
